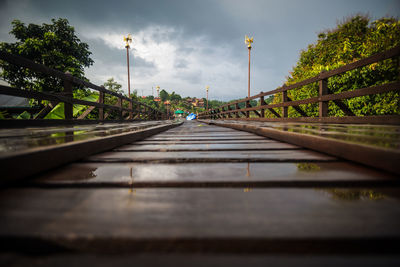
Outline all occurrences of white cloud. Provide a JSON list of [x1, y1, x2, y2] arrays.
[[82, 24, 247, 100]]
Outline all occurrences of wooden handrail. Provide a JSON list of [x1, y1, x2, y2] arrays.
[[0, 50, 165, 121], [199, 46, 400, 124]]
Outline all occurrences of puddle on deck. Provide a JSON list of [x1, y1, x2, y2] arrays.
[[0, 121, 176, 153], [219, 120, 400, 149], [33, 161, 397, 185]]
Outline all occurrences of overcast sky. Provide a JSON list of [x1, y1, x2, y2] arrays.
[[1, 0, 399, 100]]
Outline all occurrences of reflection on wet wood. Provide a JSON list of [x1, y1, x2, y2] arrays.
[[1, 121, 400, 260], [200, 120, 400, 175]]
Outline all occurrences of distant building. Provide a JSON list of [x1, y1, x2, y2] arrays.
[[185, 98, 194, 104], [185, 97, 204, 108], [197, 99, 205, 107]]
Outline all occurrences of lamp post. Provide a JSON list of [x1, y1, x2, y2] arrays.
[[123, 34, 133, 98], [245, 35, 253, 98], [206, 85, 209, 111], [164, 100, 171, 120]]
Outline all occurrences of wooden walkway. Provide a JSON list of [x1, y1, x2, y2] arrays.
[[1, 121, 400, 265]]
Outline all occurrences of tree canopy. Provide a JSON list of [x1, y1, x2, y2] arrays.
[[103, 77, 124, 95], [0, 18, 94, 93], [271, 15, 400, 117], [159, 89, 169, 101]]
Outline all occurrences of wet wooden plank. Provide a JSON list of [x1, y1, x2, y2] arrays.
[[114, 142, 300, 151], [145, 136, 267, 141], [134, 140, 276, 145], [1, 253, 400, 266], [1, 187, 399, 253], [153, 134, 259, 138], [0, 122, 181, 184], [202, 120, 400, 175], [30, 162, 398, 187], [0, 121, 173, 153], [84, 150, 338, 163]]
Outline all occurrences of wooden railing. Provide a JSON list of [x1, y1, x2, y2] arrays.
[[0, 51, 166, 126], [199, 46, 400, 125]]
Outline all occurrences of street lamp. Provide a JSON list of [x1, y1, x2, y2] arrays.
[[245, 35, 253, 98], [123, 34, 133, 98], [206, 85, 209, 111], [164, 100, 171, 120]]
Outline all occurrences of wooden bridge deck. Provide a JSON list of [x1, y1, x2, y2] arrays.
[[1, 121, 400, 265]]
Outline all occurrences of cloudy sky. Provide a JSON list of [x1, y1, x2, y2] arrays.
[[1, 0, 399, 100]]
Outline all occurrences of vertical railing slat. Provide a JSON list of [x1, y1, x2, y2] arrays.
[[319, 78, 328, 118], [63, 72, 73, 120], [260, 93, 265, 118], [282, 89, 288, 118]]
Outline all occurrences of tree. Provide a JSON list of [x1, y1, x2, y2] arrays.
[[0, 18, 94, 93], [101, 77, 125, 119], [103, 77, 124, 94], [160, 89, 169, 101], [169, 91, 182, 102], [271, 15, 400, 117]]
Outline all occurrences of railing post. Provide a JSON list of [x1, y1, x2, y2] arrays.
[[246, 100, 250, 118], [99, 88, 104, 120], [227, 105, 232, 118], [117, 97, 123, 120], [128, 99, 133, 119], [260, 93, 265, 118], [137, 103, 141, 120], [63, 72, 73, 120], [235, 103, 240, 118], [319, 78, 328, 118], [282, 89, 288, 118]]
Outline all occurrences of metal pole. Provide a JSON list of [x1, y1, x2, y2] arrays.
[[248, 47, 251, 98], [206, 90, 209, 111], [126, 46, 131, 98]]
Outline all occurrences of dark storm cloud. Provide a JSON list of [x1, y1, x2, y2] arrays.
[[174, 69, 202, 84], [84, 38, 124, 65], [1, 0, 399, 100], [6, 0, 238, 40]]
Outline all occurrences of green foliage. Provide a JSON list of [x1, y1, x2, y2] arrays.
[[169, 91, 182, 102], [103, 77, 123, 94], [0, 18, 94, 93], [0, 111, 8, 119], [273, 15, 400, 117], [159, 89, 169, 101], [45, 93, 98, 119], [99, 78, 130, 120], [226, 99, 256, 109], [208, 99, 227, 109], [16, 110, 31, 119]]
